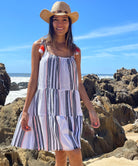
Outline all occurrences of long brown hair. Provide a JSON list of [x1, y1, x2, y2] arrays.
[[46, 16, 76, 52]]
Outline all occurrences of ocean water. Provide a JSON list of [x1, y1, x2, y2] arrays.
[[5, 73, 113, 105]]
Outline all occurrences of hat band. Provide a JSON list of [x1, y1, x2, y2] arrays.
[[52, 10, 69, 14]]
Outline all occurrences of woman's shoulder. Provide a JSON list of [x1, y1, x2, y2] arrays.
[[72, 44, 81, 55], [33, 38, 42, 46]]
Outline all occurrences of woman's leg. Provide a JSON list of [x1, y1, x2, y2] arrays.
[[55, 150, 67, 166], [66, 148, 83, 166]]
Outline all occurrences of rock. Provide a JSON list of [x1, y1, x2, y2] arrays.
[[0, 146, 22, 166], [10, 82, 28, 91], [82, 74, 99, 100], [84, 74, 99, 80], [37, 151, 55, 166], [104, 91, 116, 104], [93, 96, 112, 114], [0, 151, 9, 166], [114, 67, 137, 81], [131, 74, 138, 87], [122, 75, 132, 85], [127, 120, 138, 133], [115, 91, 134, 106], [81, 138, 95, 160], [99, 78, 112, 84], [101, 139, 138, 160], [82, 68, 138, 107], [18, 82, 28, 89], [131, 87, 138, 107], [0, 63, 11, 105], [0, 146, 56, 166], [112, 103, 136, 125], [81, 96, 126, 156], [114, 72, 123, 81], [10, 82, 19, 91], [0, 98, 25, 144]]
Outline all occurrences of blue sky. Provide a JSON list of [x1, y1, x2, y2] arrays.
[[0, 0, 138, 74]]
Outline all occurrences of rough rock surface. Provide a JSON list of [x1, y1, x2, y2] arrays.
[[10, 82, 28, 91], [0, 63, 11, 105], [83, 67, 138, 107], [0, 146, 55, 166], [81, 96, 127, 155], [112, 103, 136, 125], [101, 139, 138, 160], [0, 98, 25, 144]]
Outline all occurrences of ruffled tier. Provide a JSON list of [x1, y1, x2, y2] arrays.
[[11, 112, 83, 151], [28, 88, 83, 117]]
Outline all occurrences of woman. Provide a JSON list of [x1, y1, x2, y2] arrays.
[[11, 2, 100, 166]]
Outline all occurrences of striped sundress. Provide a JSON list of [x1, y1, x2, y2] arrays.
[[11, 49, 83, 151]]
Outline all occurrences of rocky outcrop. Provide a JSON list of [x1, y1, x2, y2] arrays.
[[0, 63, 11, 105], [82, 67, 138, 107], [10, 82, 28, 91], [101, 139, 138, 160], [81, 96, 127, 155], [112, 103, 136, 125], [126, 120, 138, 133], [82, 74, 99, 100], [113, 68, 137, 81], [0, 146, 55, 166], [0, 98, 25, 144]]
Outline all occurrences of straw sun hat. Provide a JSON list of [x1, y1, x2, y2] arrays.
[[40, 1, 79, 24]]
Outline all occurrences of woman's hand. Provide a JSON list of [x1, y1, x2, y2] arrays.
[[21, 112, 31, 131], [88, 109, 100, 128]]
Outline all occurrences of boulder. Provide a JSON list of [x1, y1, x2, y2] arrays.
[[101, 139, 138, 160], [82, 74, 99, 100], [115, 91, 134, 106], [82, 68, 138, 107], [131, 87, 138, 107], [114, 67, 137, 81], [81, 138, 95, 160], [81, 96, 126, 156], [131, 74, 138, 87], [10, 82, 28, 91], [112, 103, 136, 125], [0, 98, 25, 144], [0, 146, 55, 166], [10, 82, 19, 91], [18, 82, 28, 89], [0, 151, 9, 166], [37, 151, 55, 166], [0, 147, 22, 166], [127, 119, 138, 133], [0, 63, 11, 105]]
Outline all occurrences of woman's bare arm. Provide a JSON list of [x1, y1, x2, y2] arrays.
[[74, 48, 100, 128], [22, 40, 41, 113], [74, 49, 94, 111]]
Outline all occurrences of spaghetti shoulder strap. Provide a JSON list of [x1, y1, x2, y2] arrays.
[[38, 37, 47, 54]]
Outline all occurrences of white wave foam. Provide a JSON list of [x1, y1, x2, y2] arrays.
[[11, 77, 30, 83], [5, 89, 27, 105]]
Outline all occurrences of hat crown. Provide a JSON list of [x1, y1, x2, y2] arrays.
[[51, 1, 71, 13]]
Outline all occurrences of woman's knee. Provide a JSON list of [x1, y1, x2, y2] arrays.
[[66, 148, 83, 166], [55, 150, 67, 166], [66, 148, 82, 158]]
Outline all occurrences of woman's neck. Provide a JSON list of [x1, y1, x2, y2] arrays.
[[54, 36, 66, 44]]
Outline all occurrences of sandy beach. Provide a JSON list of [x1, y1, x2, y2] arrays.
[[84, 156, 138, 166], [83, 122, 138, 166]]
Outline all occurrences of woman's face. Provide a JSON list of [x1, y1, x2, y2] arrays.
[[52, 15, 69, 37]]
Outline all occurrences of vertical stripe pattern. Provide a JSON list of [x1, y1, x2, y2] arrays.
[[11, 50, 83, 151]]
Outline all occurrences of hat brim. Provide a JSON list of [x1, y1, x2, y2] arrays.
[[40, 9, 79, 24]]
